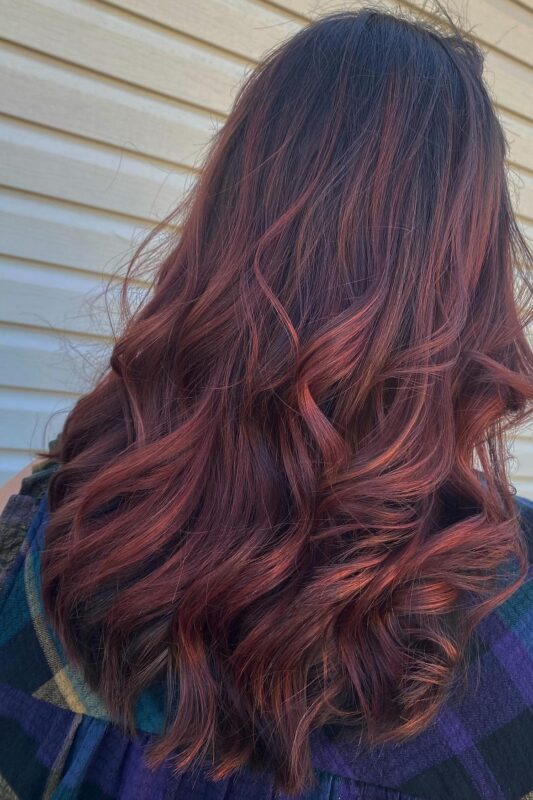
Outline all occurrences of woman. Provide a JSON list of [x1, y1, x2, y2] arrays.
[[1, 7, 533, 799]]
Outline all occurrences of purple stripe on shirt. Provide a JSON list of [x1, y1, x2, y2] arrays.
[[437, 708, 505, 800]]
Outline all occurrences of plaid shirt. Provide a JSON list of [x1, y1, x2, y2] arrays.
[[2, 460, 533, 799]]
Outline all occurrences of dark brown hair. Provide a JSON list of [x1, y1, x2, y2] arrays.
[[42, 8, 533, 795]]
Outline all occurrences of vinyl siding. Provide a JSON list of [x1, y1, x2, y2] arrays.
[[1, 0, 533, 493]]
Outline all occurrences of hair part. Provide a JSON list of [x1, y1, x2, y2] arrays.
[[42, 7, 533, 795]]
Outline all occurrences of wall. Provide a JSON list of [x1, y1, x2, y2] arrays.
[[1, 0, 532, 492]]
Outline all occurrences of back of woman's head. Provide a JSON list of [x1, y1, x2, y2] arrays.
[[42, 7, 533, 795]]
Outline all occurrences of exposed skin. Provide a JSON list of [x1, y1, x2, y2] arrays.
[[0, 460, 38, 515]]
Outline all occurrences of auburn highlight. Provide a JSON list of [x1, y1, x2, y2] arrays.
[[41, 8, 533, 796]]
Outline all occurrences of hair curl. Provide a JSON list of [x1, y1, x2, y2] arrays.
[[42, 8, 533, 795]]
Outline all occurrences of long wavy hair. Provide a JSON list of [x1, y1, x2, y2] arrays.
[[42, 7, 533, 795]]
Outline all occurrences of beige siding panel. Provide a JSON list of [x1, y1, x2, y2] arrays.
[[406, 0, 533, 68], [484, 48, 533, 120], [0, 257, 149, 339], [0, 259, 115, 338], [263, 0, 386, 16], [502, 111, 533, 173], [0, 388, 73, 482], [0, 315, 104, 481], [511, 438, 533, 479], [0, 0, 246, 115], [440, 0, 533, 67], [0, 117, 193, 222], [518, 218, 533, 246], [0, 44, 220, 167], [0, 324, 109, 394], [0, 388, 73, 450], [0, 189, 148, 275], [510, 168, 533, 222], [103, 0, 302, 62]]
